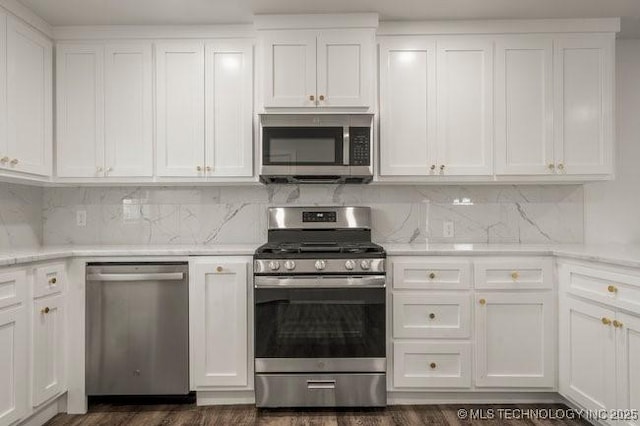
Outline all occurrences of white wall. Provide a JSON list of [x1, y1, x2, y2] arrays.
[[584, 40, 640, 245]]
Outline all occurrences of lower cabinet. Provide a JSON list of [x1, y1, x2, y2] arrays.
[[475, 291, 555, 388], [393, 342, 471, 388], [32, 294, 65, 406], [617, 312, 640, 425], [0, 306, 28, 425], [189, 257, 251, 389]]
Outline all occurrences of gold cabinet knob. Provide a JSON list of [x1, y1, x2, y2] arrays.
[[548, 163, 555, 170], [428, 272, 436, 280], [319, 95, 325, 101], [41, 307, 50, 314], [106, 167, 113, 172], [557, 163, 565, 171], [197, 166, 202, 172], [216, 266, 223, 272], [602, 317, 612, 325], [607, 285, 618, 293], [429, 362, 436, 369], [0, 156, 8, 163], [429, 313, 436, 319], [430, 164, 436, 171], [96, 166, 103, 172], [10, 158, 18, 165], [49, 277, 57, 285], [440, 165, 445, 171], [479, 298, 486, 305], [613, 320, 624, 328], [309, 95, 315, 101], [511, 271, 519, 280], [206, 166, 212, 172]]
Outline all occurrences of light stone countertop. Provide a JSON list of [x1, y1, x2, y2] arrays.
[[1, 243, 640, 270]]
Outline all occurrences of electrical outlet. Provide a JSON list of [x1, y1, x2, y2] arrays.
[[443, 221, 455, 238], [76, 210, 87, 227]]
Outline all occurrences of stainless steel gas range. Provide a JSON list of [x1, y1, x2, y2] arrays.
[[253, 206, 386, 408]]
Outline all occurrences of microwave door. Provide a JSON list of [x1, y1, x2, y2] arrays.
[[263, 127, 344, 167]]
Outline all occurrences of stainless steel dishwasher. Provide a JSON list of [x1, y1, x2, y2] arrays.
[[86, 262, 189, 395]]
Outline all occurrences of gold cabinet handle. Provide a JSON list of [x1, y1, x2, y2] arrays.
[[309, 95, 315, 101], [319, 95, 325, 101], [197, 166, 202, 172], [0, 156, 8, 164], [49, 277, 57, 285], [613, 320, 624, 328], [429, 362, 436, 369], [602, 317, 612, 326], [430, 164, 436, 171], [216, 266, 223, 272], [41, 307, 50, 314], [429, 313, 436, 319], [479, 298, 486, 305], [548, 163, 555, 170], [106, 167, 113, 173], [96, 166, 103, 172], [428, 272, 436, 280], [557, 163, 565, 171], [440, 165, 445, 171], [511, 271, 519, 281], [206, 166, 212, 172], [607, 285, 618, 293], [10, 158, 18, 165]]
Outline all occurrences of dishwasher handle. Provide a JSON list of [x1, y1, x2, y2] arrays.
[[87, 272, 185, 282]]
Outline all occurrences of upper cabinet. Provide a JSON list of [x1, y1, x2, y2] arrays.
[[261, 29, 374, 109], [0, 12, 52, 178]]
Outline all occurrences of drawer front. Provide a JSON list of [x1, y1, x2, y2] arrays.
[[34, 263, 66, 298], [393, 293, 471, 338], [475, 258, 553, 289], [0, 270, 27, 309], [392, 258, 471, 290], [565, 264, 640, 312], [393, 342, 471, 388]]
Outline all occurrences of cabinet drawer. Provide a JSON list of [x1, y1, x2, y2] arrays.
[[0, 269, 27, 309], [475, 258, 553, 289], [34, 263, 66, 298], [393, 293, 471, 338], [392, 258, 471, 290], [393, 342, 471, 388], [565, 264, 640, 312]]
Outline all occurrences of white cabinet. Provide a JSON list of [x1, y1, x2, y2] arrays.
[[262, 29, 373, 108], [617, 312, 640, 425], [393, 293, 471, 339], [189, 257, 250, 389], [475, 292, 555, 387], [554, 35, 614, 175], [57, 43, 153, 178], [0, 16, 52, 177], [436, 38, 493, 176], [393, 342, 472, 388], [156, 40, 253, 178], [32, 294, 65, 407], [379, 37, 436, 176], [495, 37, 554, 175]]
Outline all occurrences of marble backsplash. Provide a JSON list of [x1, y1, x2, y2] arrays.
[[0, 182, 43, 250], [42, 184, 584, 246]]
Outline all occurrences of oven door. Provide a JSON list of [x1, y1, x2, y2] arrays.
[[254, 275, 386, 373]]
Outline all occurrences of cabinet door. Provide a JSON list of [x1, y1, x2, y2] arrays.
[[559, 297, 616, 412], [205, 40, 253, 177], [475, 292, 554, 387], [56, 44, 104, 178], [155, 42, 205, 177], [189, 258, 249, 388], [0, 307, 28, 425], [436, 39, 493, 176], [6, 17, 52, 176], [32, 295, 65, 407], [104, 43, 153, 177], [379, 37, 437, 176], [554, 35, 614, 175], [0, 12, 6, 164], [262, 31, 316, 108], [617, 312, 640, 425], [316, 30, 373, 108], [495, 37, 554, 175]]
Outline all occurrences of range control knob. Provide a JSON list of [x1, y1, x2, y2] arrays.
[[284, 260, 296, 271], [315, 260, 327, 271], [268, 261, 281, 271], [345, 260, 356, 271], [360, 259, 371, 270]]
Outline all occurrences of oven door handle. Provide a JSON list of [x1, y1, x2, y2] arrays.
[[254, 275, 386, 288]]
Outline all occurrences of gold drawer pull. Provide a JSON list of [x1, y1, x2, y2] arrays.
[[511, 271, 519, 280], [430, 362, 436, 369], [602, 317, 612, 326], [428, 272, 436, 280], [309, 95, 315, 101], [613, 320, 624, 328], [49, 277, 57, 285], [216, 266, 223, 272], [429, 313, 435, 319], [479, 298, 486, 305], [319, 95, 325, 101], [430, 164, 436, 171], [41, 307, 50, 314], [607, 285, 618, 293]]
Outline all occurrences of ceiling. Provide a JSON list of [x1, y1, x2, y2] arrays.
[[16, 0, 640, 37]]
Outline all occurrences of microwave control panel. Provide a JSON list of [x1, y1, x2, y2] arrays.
[[349, 127, 371, 166]]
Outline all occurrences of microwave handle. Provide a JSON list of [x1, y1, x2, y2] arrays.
[[343, 126, 350, 166]]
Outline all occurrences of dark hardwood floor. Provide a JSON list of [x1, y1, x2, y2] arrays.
[[46, 403, 590, 425]]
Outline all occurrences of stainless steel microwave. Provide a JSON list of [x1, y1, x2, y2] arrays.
[[259, 114, 373, 184]]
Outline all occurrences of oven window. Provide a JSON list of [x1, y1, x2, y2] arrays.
[[262, 127, 343, 165], [255, 287, 385, 358]]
